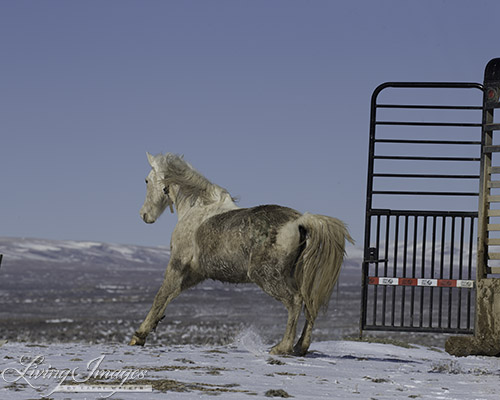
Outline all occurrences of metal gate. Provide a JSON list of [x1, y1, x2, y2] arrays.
[[361, 82, 484, 334]]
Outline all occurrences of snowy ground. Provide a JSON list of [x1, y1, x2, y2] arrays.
[[1, 238, 498, 399], [1, 333, 499, 400]]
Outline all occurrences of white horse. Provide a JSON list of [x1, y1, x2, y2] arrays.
[[129, 153, 354, 355]]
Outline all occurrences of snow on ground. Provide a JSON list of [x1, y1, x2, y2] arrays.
[[1, 333, 499, 400]]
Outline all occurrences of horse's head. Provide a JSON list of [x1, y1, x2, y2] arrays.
[[140, 152, 175, 224]]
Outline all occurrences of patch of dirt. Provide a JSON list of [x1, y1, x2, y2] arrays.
[[265, 389, 293, 397], [78, 377, 257, 395]]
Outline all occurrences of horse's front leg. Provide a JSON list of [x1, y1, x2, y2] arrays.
[[129, 260, 200, 346], [270, 295, 302, 355]]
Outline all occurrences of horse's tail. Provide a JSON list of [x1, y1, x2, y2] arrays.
[[296, 213, 354, 320]]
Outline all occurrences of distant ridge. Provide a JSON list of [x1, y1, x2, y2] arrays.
[[0, 237, 170, 267]]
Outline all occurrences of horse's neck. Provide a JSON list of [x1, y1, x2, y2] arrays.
[[170, 184, 237, 220], [168, 185, 185, 218]]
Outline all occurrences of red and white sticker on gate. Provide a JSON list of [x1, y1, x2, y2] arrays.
[[368, 277, 475, 288]]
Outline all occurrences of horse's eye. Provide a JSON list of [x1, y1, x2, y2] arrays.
[[145, 179, 149, 184]]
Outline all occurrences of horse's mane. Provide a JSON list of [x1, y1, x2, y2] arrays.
[[155, 153, 232, 206]]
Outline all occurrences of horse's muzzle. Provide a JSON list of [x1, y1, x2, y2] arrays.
[[141, 213, 155, 224]]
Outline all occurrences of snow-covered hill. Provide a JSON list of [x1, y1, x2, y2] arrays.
[[0, 237, 170, 267]]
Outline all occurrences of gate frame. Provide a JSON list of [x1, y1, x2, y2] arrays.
[[361, 58, 500, 356], [361, 81, 484, 336]]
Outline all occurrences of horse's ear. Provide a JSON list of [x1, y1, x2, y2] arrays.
[[146, 152, 155, 167]]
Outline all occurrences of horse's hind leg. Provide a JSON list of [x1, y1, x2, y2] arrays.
[[293, 306, 315, 356], [129, 260, 201, 346], [270, 295, 302, 355]]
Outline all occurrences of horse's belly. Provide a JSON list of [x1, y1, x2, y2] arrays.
[[198, 256, 251, 284]]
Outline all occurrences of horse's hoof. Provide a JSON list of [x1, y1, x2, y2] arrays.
[[292, 347, 308, 357], [128, 335, 146, 346]]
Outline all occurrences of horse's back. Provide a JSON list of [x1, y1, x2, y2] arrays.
[[195, 205, 302, 283]]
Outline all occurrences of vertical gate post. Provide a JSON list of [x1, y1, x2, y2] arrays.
[[446, 58, 500, 356]]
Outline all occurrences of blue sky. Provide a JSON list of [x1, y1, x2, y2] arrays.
[[1, 0, 498, 247]]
